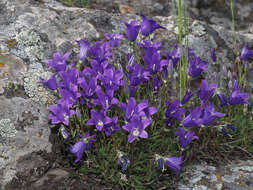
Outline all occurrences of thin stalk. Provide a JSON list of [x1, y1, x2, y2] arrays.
[[183, 0, 189, 93], [177, 0, 183, 101], [133, 41, 140, 65]]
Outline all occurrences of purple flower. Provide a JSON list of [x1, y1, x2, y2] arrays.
[[59, 67, 79, 89], [188, 57, 208, 78], [87, 109, 112, 131], [175, 128, 199, 149], [181, 90, 194, 105], [90, 42, 112, 63], [59, 126, 71, 142], [69, 133, 96, 162], [93, 89, 118, 110], [40, 74, 58, 90], [129, 63, 150, 86], [239, 44, 253, 61], [140, 14, 166, 36], [121, 20, 141, 42], [100, 69, 124, 91], [126, 53, 137, 71], [103, 116, 120, 137], [47, 52, 71, 72], [229, 80, 250, 105], [201, 102, 225, 126], [165, 100, 186, 120], [105, 33, 123, 47], [197, 80, 218, 102], [83, 60, 112, 80], [183, 107, 203, 127], [166, 118, 174, 128], [59, 85, 81, 106], [216, 94, 228, 107], [143, 51, 168, 75], [122, 114, 152, 143], [152, 76, 162, 97], [79, 77, 100, 99], [75, 39, 90, 61], [165, 156, 184, 175], [48, 101, 75, 126], [211, 48, 216, 63], [157, 158, 164, 171], [117, 151, 130, 172]]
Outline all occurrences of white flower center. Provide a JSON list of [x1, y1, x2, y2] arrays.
[[63, 113, 69, 121], [133, 128, 140, 136], [98, 120, 104, 126]]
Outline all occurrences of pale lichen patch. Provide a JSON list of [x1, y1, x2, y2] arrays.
[[0, 118, 17, 138]]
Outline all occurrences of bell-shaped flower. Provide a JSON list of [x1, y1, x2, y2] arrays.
[[47, 52, 71, 72], [197, 80, 218, 102], [129, 63, 150, 86], [122, 114, 152, 143], [59, 85, 81, 106], [48, 101, 75, 126], [93, 89, 118, 110], [105, 33, 123, 47], [75, 39, 90, 61], [40, 74, 58, 90], [216, 93, 228, 107], [100, 69, 124, 91], [175, 127, 198, 149], [229, 80, 250, 105], [188, 57, 208, 78], [183, 107, 203, 127], [181, 90, 194, 105], [165, 156, 184, 175], [143, 51, 168, 74], [239, 44, 253, 61], [87, 109, 112, 131], [165, 100, 186, 120], [121, 20, 141, 42], [69, 133, 96, 162], [103, 116, 120, 137], [152, 76, 162, 97], [59, 126, 71, 142], [201, 102, 225, 126], [140, 14, 166, 36], [117, 150, 130, 171], [90, 42, 112, 63], [79, 77, 100, 99], [59, 67, 79, 89]]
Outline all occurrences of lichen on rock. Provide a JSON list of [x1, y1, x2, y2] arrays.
[[0, 118, 17, 138], [23, 63, 57, 105], [15, 29, 45, 62]]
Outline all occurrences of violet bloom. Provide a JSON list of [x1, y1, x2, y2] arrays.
[[75, 39, 90, 61], [93, 89, 118, 110], [59, 126, 71, 142], [165, 100, 186, 120], [122, 114, 152, 143], [166, 118, 174, 128], [118, 155, 130, 172], [188, 57, 208, 78], [59, 85, 81, 106], [181, 90, 194, 105], [140, 14, 166, 36], [175, 128, 199, 149], [47, 52, 71, 72], [201, 102, 225, 126], [103, 116, 120, 137], [157, 158, 164, 171], [143, 51, 168, 75], [229, 80, 250, 105], [216, 93, 228, 107], [48, 101, 75, 126], [239, 44, 253, 61], [140, 99, 157, 120], [59, 67, 79, 89], [69, 133, 96, 162], [153, 76, 162, 97], [79, 77, 100, 99], [87, 109, 112, 131], [129, 63, 150, 86], [121, 20, 141, 42], [90, 42, 112, 63], [183, 107, 203, 127], [83, 60, 112, 80], [40, 74, 58, 90], [105, 33, 123, 47], [165, 156, 184, 175], [197, 80, 218, 102], [126, 53, 137, 71], [211, 48, 216, 63], [100, 69, 124, 91]]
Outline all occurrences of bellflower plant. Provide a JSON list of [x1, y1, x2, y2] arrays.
[[43, 14, 252, 187]]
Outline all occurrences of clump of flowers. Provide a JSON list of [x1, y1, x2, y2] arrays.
[[42, 14, 251, 179]]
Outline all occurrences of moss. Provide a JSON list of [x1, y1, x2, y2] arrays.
[[0, 119, 17, 138]]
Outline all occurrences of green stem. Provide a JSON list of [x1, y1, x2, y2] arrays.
[[133, 41, 140, 65], [178, 0, 183, 101]]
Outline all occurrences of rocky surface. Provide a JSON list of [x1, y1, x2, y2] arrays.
[[0, 0, 252, 189]]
